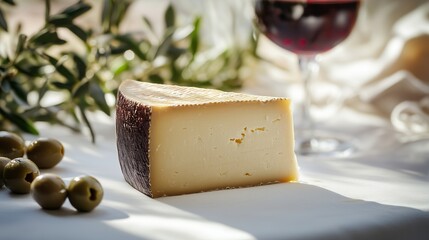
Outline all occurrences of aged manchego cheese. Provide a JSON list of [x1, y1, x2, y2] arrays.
[[116, 79, 298, 197]]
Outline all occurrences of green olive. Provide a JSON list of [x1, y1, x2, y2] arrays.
[[31, 174, 67, 210], [3, 158, 40, 194], [0, 131, 25, 159], [0, 157, 11, 188], [26, 138, 64, 169], [68, 175, 103, 212]]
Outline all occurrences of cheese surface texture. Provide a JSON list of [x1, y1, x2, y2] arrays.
[[116, 80, 298, 197]]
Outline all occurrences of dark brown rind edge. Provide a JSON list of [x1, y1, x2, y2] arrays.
[[116, 91, 153, 197]]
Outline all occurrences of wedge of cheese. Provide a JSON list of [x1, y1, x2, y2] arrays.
[[116, 80, 298, 197]]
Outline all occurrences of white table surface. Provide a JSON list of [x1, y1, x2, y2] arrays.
[[1, 105, 428, 240], [1, 1, 428, 239]]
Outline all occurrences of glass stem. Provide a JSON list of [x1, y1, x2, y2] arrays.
[[298, 55, 319, 139]]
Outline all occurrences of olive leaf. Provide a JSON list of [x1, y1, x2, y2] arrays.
[[14, 63, 43, 77], [0, 7, 8, 31], [149, 74, 164, 84], [112, 60, 129, 76], [164, 4, 175, 30], [89, 79, 110, 116], [48, 14, 72, 27], [9, 79, 28, 104], [2, 0, 16, 6], [190, 17, 201, 60], [30, 28, 66, 47], [0, 106, 39, 135], [60, 1, 91, 20], [14, 34, 27, 57], [71, 53, 87, 80], [65, 23, 88, 42], [152, 28, 175, 60], [142, 16, 154, 34]]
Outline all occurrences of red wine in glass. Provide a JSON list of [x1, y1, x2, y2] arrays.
[[254, 0, 360, 155], [255, 0, 359, 55]]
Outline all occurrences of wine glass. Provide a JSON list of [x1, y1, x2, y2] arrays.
[[254, 0, 360, 155]]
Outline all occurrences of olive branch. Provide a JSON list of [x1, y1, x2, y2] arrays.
[[0, 0, 259, 143]]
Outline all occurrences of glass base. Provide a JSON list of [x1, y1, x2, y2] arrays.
[[296, 136, 355, 157]]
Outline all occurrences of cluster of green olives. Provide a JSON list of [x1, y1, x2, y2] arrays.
[[31, 174, 104, 212], [0, 131, 103, 212], [0, 131, 64, 170]]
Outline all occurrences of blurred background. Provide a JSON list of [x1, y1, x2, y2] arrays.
[[1, 0, 428, 142]]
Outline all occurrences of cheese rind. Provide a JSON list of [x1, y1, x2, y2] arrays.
[[116, 92, 152, 196], [116, 80, 298, 198]]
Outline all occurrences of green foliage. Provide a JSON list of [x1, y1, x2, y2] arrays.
[[0, 0, 259, 142]]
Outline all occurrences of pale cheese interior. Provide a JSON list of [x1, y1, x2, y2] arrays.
[[149, 101, 297, 197]]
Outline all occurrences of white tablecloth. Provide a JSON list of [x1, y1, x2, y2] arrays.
[[1, 105, 428, 240], [1, 0, 428, 239]]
